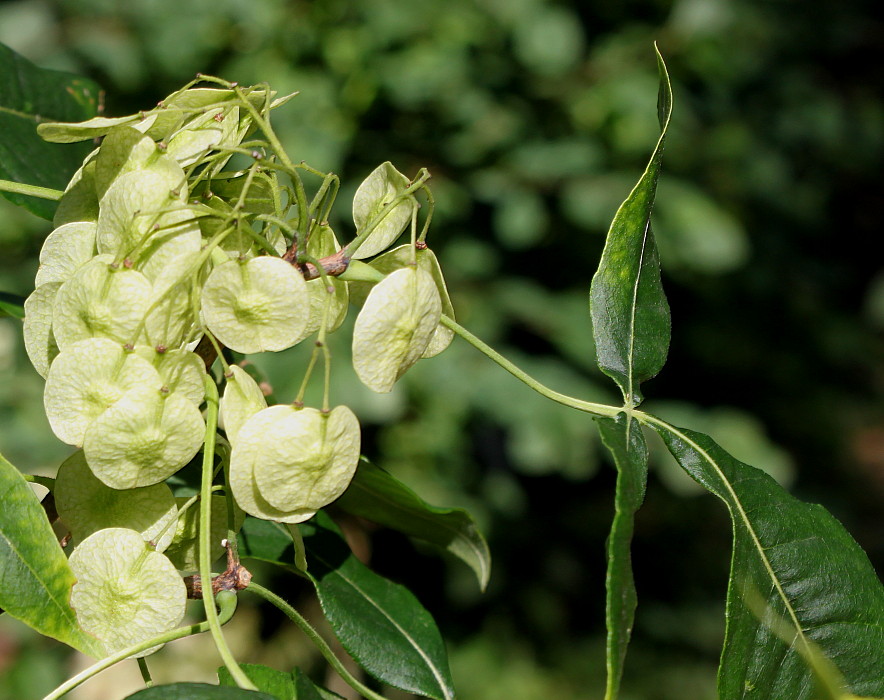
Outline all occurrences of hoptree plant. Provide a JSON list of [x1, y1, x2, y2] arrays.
[[0, 42, 882, 700]]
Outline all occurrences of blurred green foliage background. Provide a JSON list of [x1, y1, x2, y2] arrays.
[[1, 0, 881, 698]]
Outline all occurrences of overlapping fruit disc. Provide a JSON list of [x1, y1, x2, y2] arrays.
[[220, 365, 268, 442], [229, 405, 361, 523], [201, 256, 310, 353], [69, 528, 187, 658], [54, 451, 178, 550], [351, 162, 417, 260], [352, 266, 442, 392], [164, 495, 245, 572], [347, 243, 454, 358]]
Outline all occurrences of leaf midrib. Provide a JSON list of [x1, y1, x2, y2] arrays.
[[642, 414, 809, 650], [310, 548, 453, 700], [0, 526, 81, 633]]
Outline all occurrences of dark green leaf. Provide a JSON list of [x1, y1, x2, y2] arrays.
[[218, 664, 332, 700], [294, 671, 343, 700], [218, 664, 293, 699], [0, 452, 101, 656], [125, 683, 276, 699], [0, 42, 100, 220], [238, 516, 300, 574], [303, 512, 455, 700], [336, 458, 491, 591], [596, 414, 649, 700], [651, 421, 884, 699], [589, 46, 672, 407], [0, 291, 25, 319]]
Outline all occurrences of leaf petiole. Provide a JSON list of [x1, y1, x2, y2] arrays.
[[440, 314, 621, 418], [247, 581, 389, 700]]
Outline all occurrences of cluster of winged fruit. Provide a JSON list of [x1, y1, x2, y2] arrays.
[[22, 81, 453, 656]]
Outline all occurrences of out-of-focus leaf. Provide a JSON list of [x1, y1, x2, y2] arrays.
[[124, 683, 276, 699], [336, 458, 491, 591], [0, 291, 25, 319], [218, 664, 331, 700], [651, 421, 884, 699], [596, 414, 649, 700], [303, 512, 455, 700], [237, 516, 300, 574], [0, 42, 100, 220], [589, 47, 672, 407], [0, 451, 101, 656]]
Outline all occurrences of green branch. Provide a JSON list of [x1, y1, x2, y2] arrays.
[[441, 314, 621, 418], [199, 376, 256, 691], [0, 179, 64, 201], [42, 591, 240, 700]]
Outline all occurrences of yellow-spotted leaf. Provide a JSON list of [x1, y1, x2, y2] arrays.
[[52, 256, 153, 350], [220, 365, 268, 443], [22, 282, 61, 378], [83, 386, 205, 489], [352, 267, 441, 392], [69, 527, 186, 657], [44, 338, 162, 446], [55, 451, 178, 551], [201, 256, 310, 353], [251, 406, 361, 513], [351, 162, 416, 260], [164, 495, 245, 572], [34, 221, 97, 287]]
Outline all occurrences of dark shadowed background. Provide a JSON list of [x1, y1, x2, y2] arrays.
[[1, 1, 881, 698]]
